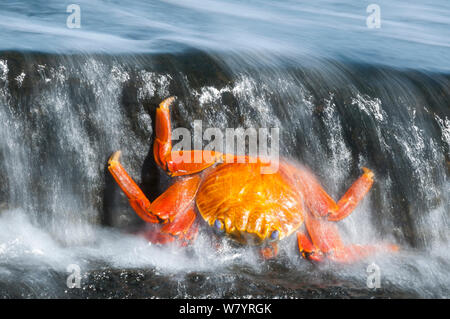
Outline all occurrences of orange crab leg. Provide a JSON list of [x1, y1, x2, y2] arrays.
[[108, 151, 201, 239], [153, 97, 174, 171], [160, 204, 196, 236], [149, 175, 200, 221], [142, 205, 198, 246], [108, 151, 158, 223], [280, 163, 338, 218], [329, 243, 399, 263], [180, 220, 199, 246], [302, 211, 398, 263], [153, 97, 223, 177], [328, 167, 374, 221], [154, 98, 273, 176], [304, 212, 344, 253], [297, 229, 324, 262], [284, 163, 375, 221]]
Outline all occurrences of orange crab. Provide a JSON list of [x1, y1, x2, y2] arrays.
[[108, 97, 398, 262]]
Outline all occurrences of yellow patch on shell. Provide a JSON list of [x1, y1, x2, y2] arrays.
[[196, 162, 304, 244]]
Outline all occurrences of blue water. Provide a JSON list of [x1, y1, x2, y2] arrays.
[[1, 0, 449, 72]]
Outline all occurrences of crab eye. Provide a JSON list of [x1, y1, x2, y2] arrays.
[[214, 219, 224, 232], [270, 230, 279, 241]]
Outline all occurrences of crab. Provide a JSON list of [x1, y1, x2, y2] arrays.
[[108, 97, 398, 262]]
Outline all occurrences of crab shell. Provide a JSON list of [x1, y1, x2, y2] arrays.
[[196, 161, 304, 244]]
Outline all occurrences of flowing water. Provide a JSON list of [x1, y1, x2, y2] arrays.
[[0, 1, 449, 298]]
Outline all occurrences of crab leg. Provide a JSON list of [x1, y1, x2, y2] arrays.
[[149, 175, 201, 221], [108, 151, 158, 223], [297, 229, 324, 262], [299, 211, 398, 263], [154, 97, 223, 177], [160, 204, 197, 235], [329, 243, 399, 263], [280, 163, 338, 217], [284, 163, 375, 221], [108, 151, 201, 244], [143, 205, 198, 246], [153, 97, 174, 171], [292, 166, 397, 262], [328, 167, 374, 221], [304, 212, 344, 254]]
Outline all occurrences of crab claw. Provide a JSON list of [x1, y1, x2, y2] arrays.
[[153, 97, 223, 176]]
